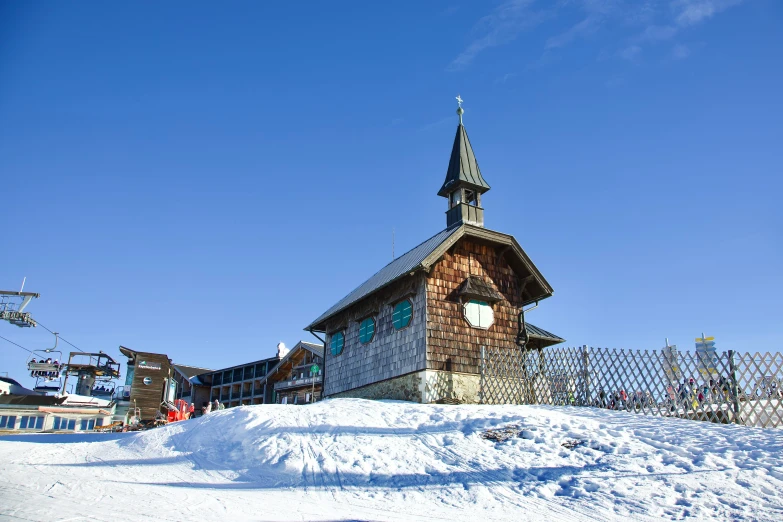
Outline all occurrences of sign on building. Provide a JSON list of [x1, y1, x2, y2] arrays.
[[138, 360, 162, 371]]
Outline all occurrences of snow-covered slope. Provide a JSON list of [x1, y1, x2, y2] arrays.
[[1, 399, 781, 521]]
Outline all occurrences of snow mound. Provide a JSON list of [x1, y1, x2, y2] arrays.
[[1, 399, 782, 521]]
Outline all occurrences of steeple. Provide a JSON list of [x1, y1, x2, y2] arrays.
[[438, 96, 490, 228]]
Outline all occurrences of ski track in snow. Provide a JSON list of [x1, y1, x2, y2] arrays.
[[0, 399, 782, 521]]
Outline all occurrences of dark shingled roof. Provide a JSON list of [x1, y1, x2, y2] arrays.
[[172, 364, 214, 380], [298, 341, 324, 357], [305, 224, 554, 332], [437, 124, 491, 197], [457, 276, 505, 303], [305, 225, 462, 331], [525, 323, 565, 348]]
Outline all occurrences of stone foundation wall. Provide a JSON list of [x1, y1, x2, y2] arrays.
[[422, 370, 480, 404], [330, 371, 424, 402], [329, 369, 481, 404]]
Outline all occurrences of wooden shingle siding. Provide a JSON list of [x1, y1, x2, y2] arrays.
[[129, 353, 171, 420], [426, 239, 525, 375], [324, 274, 427, 396]]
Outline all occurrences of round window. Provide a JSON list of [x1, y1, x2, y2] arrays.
[[143, 377, 153, 385], [464, 299, 494, 329], [392, 299, 413, 330], [330, 331, 345, 356], [359, 317, 375, 344]]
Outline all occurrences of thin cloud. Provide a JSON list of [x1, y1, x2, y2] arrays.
[[495, 72, 518, 84], [417, 116, 456, 133], [545, 15, 603, 49], [672, 43, 691, 59], [449, 0, 749, 70], [619, 44, 642, 61], [672, 0, 746, 27], [633, 0, 747, 45], [448, 0, 549, 71]]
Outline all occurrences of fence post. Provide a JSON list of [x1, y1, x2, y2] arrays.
[[728, 350, 742, 425], [479, 345, 485, 404], [582, 345, 590, 407]]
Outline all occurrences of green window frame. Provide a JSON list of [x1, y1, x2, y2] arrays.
[[392, 299, 413, 330], [330, 331, 345, 356], [359, 317, 376, 344]]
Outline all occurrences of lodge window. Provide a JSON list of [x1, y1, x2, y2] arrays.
[[330, 331, 345, 356], [19, 416, 44, 430], [53, 417, 76, 431], [359, 317, 376, 344], [463, 299, 494, 329], [80, 419, 96, 431], [392, 299, 413, 330], [0, 415, 16, 429]]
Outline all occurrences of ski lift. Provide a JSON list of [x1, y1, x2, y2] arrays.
[[0, 288, 40, 328], [91, 381, 116, 398], [26, 332, 63, 393], [61, 351, 121, 398]]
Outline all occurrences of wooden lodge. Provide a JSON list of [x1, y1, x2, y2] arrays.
[[119, 346, 175, 420], [305, 102, 564, 404], [266, 341, 324, 404]]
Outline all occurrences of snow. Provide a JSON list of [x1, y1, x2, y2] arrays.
[[1, 399, 782, 521], [59, 392, 112, 406]]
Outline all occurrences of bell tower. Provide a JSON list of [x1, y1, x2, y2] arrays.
[[438, 96, 491, 228]]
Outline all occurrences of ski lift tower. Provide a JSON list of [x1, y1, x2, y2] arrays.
[[61, 352, 122, 397], [0, 289, 40, 328]]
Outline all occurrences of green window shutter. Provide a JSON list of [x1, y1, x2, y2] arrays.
[[330, 331, 345, 356], [393, 300, 413, 330], [359, 317, 375, 344]]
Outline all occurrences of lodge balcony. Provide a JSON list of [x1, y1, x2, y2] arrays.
[[274, 375, 322, 391]]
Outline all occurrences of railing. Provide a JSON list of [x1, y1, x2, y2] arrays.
[[480, 345, 783, 428], [274, 375, 322, 391]]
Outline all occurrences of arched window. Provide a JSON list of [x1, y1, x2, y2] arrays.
[[392, 299, 413, 330], [359, 317, 375, 344], [330, 331, 345, 356], [463, 299, 494, 329]]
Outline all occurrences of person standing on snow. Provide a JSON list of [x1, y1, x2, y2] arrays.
[[213, 399, 220, 411], [188, 403, 195, 419]]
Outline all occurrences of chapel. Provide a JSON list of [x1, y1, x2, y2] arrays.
[[305, 100, 564, 403]]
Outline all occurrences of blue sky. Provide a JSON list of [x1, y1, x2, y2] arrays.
[[1, 0, 781, 386]]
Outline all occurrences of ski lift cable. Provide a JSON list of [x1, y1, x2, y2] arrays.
[[0, 334, 34, 354], [34, 320, 85, 353]]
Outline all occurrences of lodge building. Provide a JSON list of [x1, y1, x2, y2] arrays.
[[305, 101, 564, 403], [265, 341, 324, 404], [199, 354, 282, 407]]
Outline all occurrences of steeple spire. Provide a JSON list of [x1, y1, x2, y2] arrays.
[[438, 96, 490, 228]]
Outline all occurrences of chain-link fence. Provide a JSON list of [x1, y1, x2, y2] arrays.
[[479, 345, 783, 428]]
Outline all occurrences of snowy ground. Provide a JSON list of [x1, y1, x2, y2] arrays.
[[1, 399, 782, 521]]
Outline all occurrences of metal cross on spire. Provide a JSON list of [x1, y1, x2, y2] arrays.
[[456, 94, 463, 107], [456, 94, 464, 124]]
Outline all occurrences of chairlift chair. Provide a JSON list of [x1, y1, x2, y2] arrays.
[[26, 333, 63, 394], [91, 381, 116, 398], [0, 289, 40, 328]]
